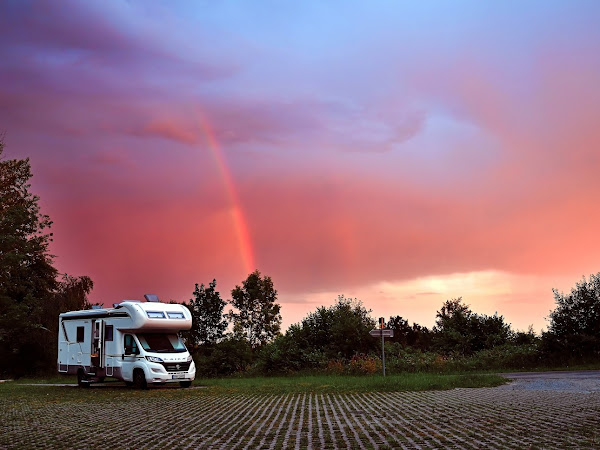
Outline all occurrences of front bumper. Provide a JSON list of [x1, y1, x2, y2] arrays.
[[147, 360, 196, 383]]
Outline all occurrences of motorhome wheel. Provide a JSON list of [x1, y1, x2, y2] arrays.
[[133, 369, 147, 390]]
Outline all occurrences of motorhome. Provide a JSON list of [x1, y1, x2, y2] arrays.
[[58, 295, 196, 388]]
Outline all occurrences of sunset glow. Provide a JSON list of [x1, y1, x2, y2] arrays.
[[1, 1, 600, 332]]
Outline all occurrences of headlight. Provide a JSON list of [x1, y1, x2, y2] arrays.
[[146, 356, 163, 363], [186, 355, 193, 362]]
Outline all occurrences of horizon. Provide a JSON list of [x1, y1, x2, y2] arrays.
[[2, 1, 599, 334]]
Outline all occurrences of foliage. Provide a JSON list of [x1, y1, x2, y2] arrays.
[[228, 270, 282, 348], [292, 295, 377, 360], [348, 354, 382, 375], [253, 295, 377, 374], [433, 298, 511, 356], [181, 279, 227, 349], [543, 274, 600, 358], [0, 141, 58, 376], [0, 140, 93, 376], [193, 336, 253, 377], [254, 331, 312, 374], [39, 275, 94, 372], [387, 315, 433, 351]]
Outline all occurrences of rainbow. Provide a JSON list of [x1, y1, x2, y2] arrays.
[[196, 113, 256, 275]]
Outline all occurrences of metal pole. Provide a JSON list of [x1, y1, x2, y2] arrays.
[[381, 328, 386, 377]]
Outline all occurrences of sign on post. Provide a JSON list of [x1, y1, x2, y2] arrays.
[[370, 318, 393, 376], [369, 329, 394, 338]]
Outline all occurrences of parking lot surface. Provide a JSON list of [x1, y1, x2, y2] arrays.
[[1, 372, 599, 449]]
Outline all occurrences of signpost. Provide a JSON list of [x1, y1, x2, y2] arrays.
[[370, 317, 393, 377]]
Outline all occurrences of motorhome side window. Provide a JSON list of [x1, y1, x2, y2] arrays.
[[105, 325, 114, 341], [76, 326, 84, 343], [124, 334, 138, 355]]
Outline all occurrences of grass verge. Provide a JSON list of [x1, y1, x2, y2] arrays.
[[2, 373, 506, 398], [197, 373, 507, 395]]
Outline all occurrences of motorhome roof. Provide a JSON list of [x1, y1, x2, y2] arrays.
[[59, 308, 129, 320], [59, 301, 192, 331]]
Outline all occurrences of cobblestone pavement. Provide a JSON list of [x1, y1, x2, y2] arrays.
[[2, 380, 600, 449]]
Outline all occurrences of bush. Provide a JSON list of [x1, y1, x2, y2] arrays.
[[193, 336, 253, 377], [349, 354, 382, 375]]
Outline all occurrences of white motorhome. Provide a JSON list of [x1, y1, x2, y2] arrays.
[[58, 295, 196, 388]]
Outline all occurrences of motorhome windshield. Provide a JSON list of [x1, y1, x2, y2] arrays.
[[137, 333, 186, 353]]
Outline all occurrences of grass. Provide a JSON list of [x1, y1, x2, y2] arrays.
[[196, 373, 507, 395], [2, 372, 506, 397]]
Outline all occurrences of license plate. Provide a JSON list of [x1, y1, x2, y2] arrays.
[[172, 374, 186, 379]]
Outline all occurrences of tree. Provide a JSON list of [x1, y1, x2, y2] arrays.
[[181, 279, 227, 349], [0, 139, 59, 375], [291, 295, 377, 360], [434, 298, 511, 356], [228, 270, 281, 348], [544, 274, 600, 357], [255, 295, 377, 373], [0, 139, 93, 375], [387, 315, 433, 351]]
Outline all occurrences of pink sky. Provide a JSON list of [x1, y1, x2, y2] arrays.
[[2, 1, 600, 332]]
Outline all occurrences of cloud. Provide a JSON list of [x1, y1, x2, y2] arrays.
[[3, 1, 600, 331], [139, 120, 199, 146]]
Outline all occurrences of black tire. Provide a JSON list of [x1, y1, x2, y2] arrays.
[[77, 369, 89, 388], [179, 381, 192, 388], [133, 369, 147, 390]]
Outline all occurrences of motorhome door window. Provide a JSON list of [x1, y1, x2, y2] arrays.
[[76, 326, 84, 343], [124, 334, 139, 355], [105, 325, 114, 341]]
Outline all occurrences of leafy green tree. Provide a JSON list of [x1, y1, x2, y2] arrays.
[[255, 295, 377, 374], [387, 315, 433, 351], [228, 270, 281, 348], [543, 274, 600, 358], [0, 139, 93, 375], [181, 279, 227, 349], [292, 295, 377, 360], [0, 140, 58, 375], [433, 298, 511, 356]]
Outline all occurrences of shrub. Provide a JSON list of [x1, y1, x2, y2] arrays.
[[349, 354, 382, 375], [193, 336, 253, 377]]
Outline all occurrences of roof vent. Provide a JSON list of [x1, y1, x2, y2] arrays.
[[144, 294, 160, 303], [113, 303, 120, 308], [91, 305, 103, 310]]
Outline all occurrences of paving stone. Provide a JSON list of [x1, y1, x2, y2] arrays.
[[1, 382, 599, 449]]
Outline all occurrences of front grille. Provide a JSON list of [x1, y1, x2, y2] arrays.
[[161, 361, 191, 372]]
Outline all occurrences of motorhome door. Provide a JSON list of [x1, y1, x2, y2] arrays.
[[121, 334, 140, 381], [91, 320, 105, 369]]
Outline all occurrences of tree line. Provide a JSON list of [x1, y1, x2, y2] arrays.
[[1, 139, 599, 377], [180, 274, 600, 377]]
